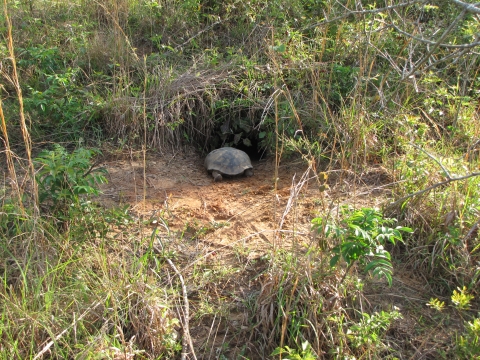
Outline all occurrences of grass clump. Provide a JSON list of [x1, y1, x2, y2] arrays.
[[0, 232, 182, 358], [0, 144, 182, 358]]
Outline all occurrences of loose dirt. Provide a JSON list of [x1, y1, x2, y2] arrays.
[[97, 149, 451, 358], [99, 150, 391, 250]]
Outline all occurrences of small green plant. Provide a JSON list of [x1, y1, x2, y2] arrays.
[[457, 316, 480, 359], [0, 201, 33, 237], [19, 46, 102, 141], [35, 144, 107, 214], [312, 207, 413, 285], [271, 340, 316, 360], [451, 286, 474, 311], [427, 298, 446, 311], [347, 309, 403, 351], [430, 287, 478, 358], [328, 64, 359, 107]]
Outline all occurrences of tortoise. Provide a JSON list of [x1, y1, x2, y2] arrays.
[[204, 147, 254, 182]]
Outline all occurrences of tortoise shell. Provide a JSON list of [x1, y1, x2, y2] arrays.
[[204, 147, 253, 180]]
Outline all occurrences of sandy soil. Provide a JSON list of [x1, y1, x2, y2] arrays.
[[99, 149, 392, 250], [96, 149, 450, 358]]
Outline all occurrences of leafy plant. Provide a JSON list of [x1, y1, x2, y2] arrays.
[[427, 298, 446, 311], [457, 316, 480, 359], [312, 207, 413, 285], [16, 45, 104, 142], [451, 286, 474, 311], [23, 68, 100, 140], [271, 340, 316, 360], [429, 287, 478, 358], [35, 145, 107, 214], [0, 201, 33, 238], [328, 64, 359, 108], [347, 309, 402, 350]]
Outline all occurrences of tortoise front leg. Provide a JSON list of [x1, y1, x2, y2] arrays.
[[211, 170, 223, 182], [244, 169, 254, 177]]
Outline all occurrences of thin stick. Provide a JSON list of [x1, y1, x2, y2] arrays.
[[93, 1, 139, 62], [463, 217, 480, 243], [166, 258, 197, 360], [409, 143, 451, 179], [404, 9, 467, 78], [3, 0, 38, 211], [387, 172, 480, 209], [278, 167, 315, 230], [175, 20, 223, 50], [33, 300, 103, 360]]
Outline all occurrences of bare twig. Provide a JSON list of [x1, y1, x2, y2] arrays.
[[451, 0, 480, 14], [81, 159, 103, 178], [303, 0, 425, 30], [175, 20, 223, 50], [166, 258, 197, 360], [3, 0, 38, 212], [391, 24, 480, 49], [34, 300, 103, 360], [93, 1, 139, 62], [463, 217, 480, 243], [278, 167, 315, 230], [387, 172, 480, 209], [403, 9, 468, 78], [0, 96, 23, 210], [409, 143, 451, 179]]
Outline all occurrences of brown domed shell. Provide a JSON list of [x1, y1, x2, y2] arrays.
[[204, 147, 253, 176]]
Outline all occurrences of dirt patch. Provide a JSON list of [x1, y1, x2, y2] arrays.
[[96, 150, 448, 358], [99, 151, 325, 250], [98, 151, 394, 246]]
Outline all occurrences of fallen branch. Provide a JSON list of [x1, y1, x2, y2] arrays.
[[167, 258, 197, 360], [403, 8, 468, 79], [303, 0, 425, 30], [34, 300, 103, 360], [409, 142, 451, 178], [451, 0, 480, 14], [387, 171, 480, 209], [463, 217, 480, 243]]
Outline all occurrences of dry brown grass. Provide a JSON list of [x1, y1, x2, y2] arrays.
[[103, 65, 265, 152]]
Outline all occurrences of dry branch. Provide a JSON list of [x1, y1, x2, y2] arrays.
[[387, 171, 480, 209], [3, 0, 38, 211], [303, 0, 425, 30], [451, 0, 480, 14], [166, 258, 197, 360], [33, 300, 103, 360]]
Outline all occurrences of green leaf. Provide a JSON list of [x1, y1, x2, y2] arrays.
[[272, 43, 286, 52], [330, 254, 340, 267], [396, 226, 413, 233], [364, 258, 392, 272]]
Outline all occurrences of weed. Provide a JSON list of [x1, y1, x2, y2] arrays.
[[427, 298, 446, 311], [347, 309, 402, 352], [429, 287, 479, 358], [31, 144, 124, 240], [35, 144, 107, 215], [272, 340, 316, 360], [457, 316, 480, 359], [451, 286, 475, 311], [312, 207, 413, 286]]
